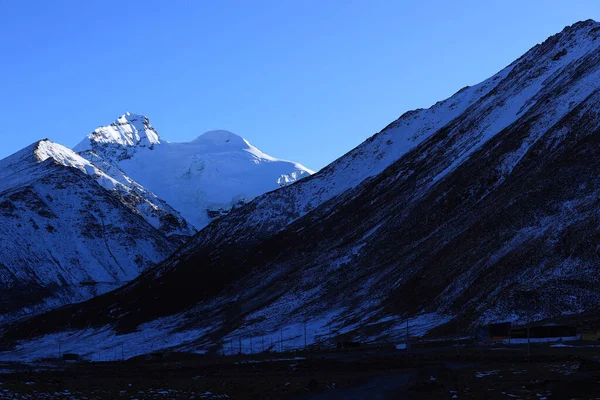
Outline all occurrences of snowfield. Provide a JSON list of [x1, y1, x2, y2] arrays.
[[75, 113, 313, 229]]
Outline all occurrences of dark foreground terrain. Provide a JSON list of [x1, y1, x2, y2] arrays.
[[2, 344, 600, 399]]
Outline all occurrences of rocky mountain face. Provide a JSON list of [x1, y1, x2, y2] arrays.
[[0, 115, 311, 324], [0, 140, 193, 323], [4, 20, 600, 360]]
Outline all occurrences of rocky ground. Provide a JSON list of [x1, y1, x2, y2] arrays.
[[2, 344, 600, 399]]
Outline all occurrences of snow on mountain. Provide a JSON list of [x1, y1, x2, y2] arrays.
[[75, 116, 313, 229], [34, 140, 194, 239], [7, 20, 600, 360], [150, 52, 514, 248], [0, 139, 193, 323], [75, 112, 160, 155], [181, 19, 600, 245], [0, 112, 311, 322]]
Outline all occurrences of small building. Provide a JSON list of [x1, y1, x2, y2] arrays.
[[488, 322, 512, 340], [511, 324, 576, 339], [581, 331, 600, 341]]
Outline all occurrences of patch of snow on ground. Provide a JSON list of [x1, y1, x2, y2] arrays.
[[1, 315, 218, 362]]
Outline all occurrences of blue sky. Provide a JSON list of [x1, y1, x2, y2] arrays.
[[1, 1, 598, 170]]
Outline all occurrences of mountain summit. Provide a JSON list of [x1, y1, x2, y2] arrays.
[[191, 130, 249, 147], [0, 139, 192, 323], [75, 112, 160, 151], [75, 115, 313, 229]]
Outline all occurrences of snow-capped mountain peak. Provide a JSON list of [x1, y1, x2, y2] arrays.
[[2, 139, 195, 238], [35, 139, 97, 169], [0, 139, 103, 190], [74, 112, 160, 153], [26, 139, 123, 193], [0, 137, 194, 323], [72, 116, 314, 229]]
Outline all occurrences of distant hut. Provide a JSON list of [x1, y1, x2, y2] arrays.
[[582, 331, 600, 341], [488, 322, 512, 340], [511, 324, 577, 339]]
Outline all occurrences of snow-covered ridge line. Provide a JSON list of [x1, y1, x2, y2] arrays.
[[35, 139, 120, 189], [207, 19, 600, 245], [186, 42, 518, 247], [0, 140, 192, 324], [29, 139, 194, 237]]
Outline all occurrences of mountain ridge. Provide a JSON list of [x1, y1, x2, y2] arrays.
[[0, 115, 312, 324], [0, 139, 190, 323]]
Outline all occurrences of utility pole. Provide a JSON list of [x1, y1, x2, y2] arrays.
[[456, 318, 460, 356], [280, 328, 284, 353], [406, 320, 409, 352], [527, 326, 531, 357], [58, 338, 61, 359], [304, 321, 307, 349], [262, 335, 265, 353], [121, 342, 124, 361], [239, 337, 242, 355]]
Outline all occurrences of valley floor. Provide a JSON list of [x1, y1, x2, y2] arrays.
[[2, 344, 600, 399]]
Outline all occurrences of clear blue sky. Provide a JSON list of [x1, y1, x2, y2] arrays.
[[1, 1, 598, 170]]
